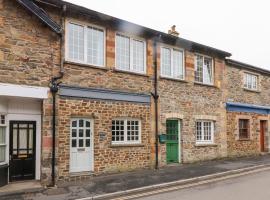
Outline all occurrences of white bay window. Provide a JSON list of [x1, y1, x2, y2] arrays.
[[195, 55, 213, 85], [116, 34, 146, 73], [161, 47, 184, 79], [67, 22, 105, 67]]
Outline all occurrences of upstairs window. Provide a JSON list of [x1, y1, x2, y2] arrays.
[[195, 55, 213, 85], [244, 73, 258, 90], [0, 115, 6, 163], [239, 119, 250, 139], [161, 47, 184, 80], [112, 119, 141, 144], [196, 121, 214, 144], [67, 22, 105, 67], [116, 34, 146, 73]]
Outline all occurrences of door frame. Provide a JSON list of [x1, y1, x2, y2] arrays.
[[69, 118, 94, 173], [7, 114, 41, 181], [9, 121, 36, 181], [166, 119, 181, 163]]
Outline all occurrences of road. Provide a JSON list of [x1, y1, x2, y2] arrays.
[[136, 170, 270, 200]]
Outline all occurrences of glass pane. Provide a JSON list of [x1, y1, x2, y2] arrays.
[[0, 127, 5, 144], [79, 120, 84, 127], [72, 120, 77, 128], [19, 129, 27, 149], [29, 124, 33, 128], [29, 129, 33, 149], [68, 23, 84, 61], [116, 34, 130, 70], [13, 123, 17, 128], [0, 146, 5, 162], [79, 129, 84, 137], [79, 139, 84, 147], [0, 115, 5, 125], [195, 55, 203, 82], [173, 50, 184, 79], [203, 57, 212, 84], [86, 139, 90, 147], [86, 129, 90, 137], [86, 121, 90, 128], [87, 27, 104, 66], [132, 39, 144, 72], [13, 129, 17, 149], [72, 129, 77, 138], [72, 139, 77, 147], [19, 124, 27, 128], [161, 47, 171, 77]]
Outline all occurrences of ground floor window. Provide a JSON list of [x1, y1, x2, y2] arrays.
[[239, 119, 250, 139], [0, 115, 6, 163], [196, 121, 214, 144], [112, 119, 141, 144]]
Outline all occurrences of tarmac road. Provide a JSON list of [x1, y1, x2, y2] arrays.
[[136, 169, 270, 200]]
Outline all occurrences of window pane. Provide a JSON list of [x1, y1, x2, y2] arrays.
[[72, 139, 77, 148], [196, 121, 202, 141], [0, 115, 5, 125], [195, 55, 203, 82], [133, 39, 144, 72], [72, 120, 77, 128], [0, 127, 5, 144], [72, 129, 77, 138], [112, 120, 125, 142], [173, 50, 184, 79], [203, 57, 212, 84], [116, 34, 130, 70], [161, 47, 171, 77], [127, 120, 140, 142], [79, 139, 84, 147], [86, 139, 90, 147], [0, 146, 5, 162], [87, 27, 104, 66], [68, 23, 84, 61]]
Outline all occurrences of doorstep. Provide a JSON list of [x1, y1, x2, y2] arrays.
[[0, 180, 44, 197]]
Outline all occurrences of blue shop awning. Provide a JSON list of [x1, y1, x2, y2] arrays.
[[226, 102, 270, 115]]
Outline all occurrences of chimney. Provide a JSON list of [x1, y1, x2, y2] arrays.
[[168, 25, 179, 37]]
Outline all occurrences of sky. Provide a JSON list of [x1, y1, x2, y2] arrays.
[[65, 0, 270, 70]]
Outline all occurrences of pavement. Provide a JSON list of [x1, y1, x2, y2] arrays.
[[136, 168, 270, 200], [1, 154, 270, 200]]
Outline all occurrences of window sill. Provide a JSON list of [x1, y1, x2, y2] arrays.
[[243, 88, 261, 93], [237, 138, 251, 141], [194, 82, 217, 88], [112, 69, 150, 77], [195, 143, 217, 147], [160, 76, 188, 83], [64, 60, 109, 71], [110, 144, 144, 148], [69, 171, 94, 177]]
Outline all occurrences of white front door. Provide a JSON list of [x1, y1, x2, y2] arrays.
[[70, 119, 93, 173]]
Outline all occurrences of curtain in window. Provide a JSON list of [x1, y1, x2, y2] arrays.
[[133, 40, 144, 72], [173, 50, 184, 79], [116, 34, 130, 70], [68, 23, 84, 61]]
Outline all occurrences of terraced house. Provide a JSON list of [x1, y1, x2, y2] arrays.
[[0, 0, 269, 188]]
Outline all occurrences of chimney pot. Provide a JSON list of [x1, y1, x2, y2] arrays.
[[168, 25, 179, 37]]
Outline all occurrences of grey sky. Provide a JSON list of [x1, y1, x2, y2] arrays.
[[65, 0, 270, 70]]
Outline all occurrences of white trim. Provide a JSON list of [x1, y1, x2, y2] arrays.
[[111, 118, 142, 145], [65, 19, 106, 68], [195, 120, 214, 145], [115, 32, 147, 74], [0, 83, 48, 99], [243, 72, 259, 91], [160, 45, 185, 80]]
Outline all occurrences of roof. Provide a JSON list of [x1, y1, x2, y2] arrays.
[[33, 0, 231, 58], [226, 59, 270, 75], [16, 0, 62, 35]]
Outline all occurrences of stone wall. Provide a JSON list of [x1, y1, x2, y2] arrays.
[[57, 97, 151, 182]]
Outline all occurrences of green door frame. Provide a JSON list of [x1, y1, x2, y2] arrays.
[[166, 119, 180, 163]]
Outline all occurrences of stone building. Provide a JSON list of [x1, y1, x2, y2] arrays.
[[0, 0, 269, 188]]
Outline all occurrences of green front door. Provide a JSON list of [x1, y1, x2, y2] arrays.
[[166, 120, 179, 163]]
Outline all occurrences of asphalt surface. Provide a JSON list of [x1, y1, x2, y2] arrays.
[[136, 169, 270, 200], [2, 155, 270, 200]]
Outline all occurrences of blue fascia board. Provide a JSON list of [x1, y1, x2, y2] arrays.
[[226, 102, 270, 115], [59, 85, 151, 104]]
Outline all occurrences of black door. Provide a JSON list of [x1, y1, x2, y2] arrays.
[[9, 121, 36, 182]]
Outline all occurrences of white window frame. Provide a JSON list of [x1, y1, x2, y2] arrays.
[[194, 54, 214, 85], [65, 20, 106, 67], [160, 46, 185, 80], [115, 33, 147, 74], [195, 120, 214, 145], [0, 114, 7, 164], [243, 72, 258, 91], [111, 118, 142, 145]]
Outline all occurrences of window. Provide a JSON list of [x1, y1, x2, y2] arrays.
[[161, 47, 184, 79], [196, 121, 214, 144], [112, 119, 141, 144], [244, 73, 258, 90], [116, 34, 146, 73], [195, 55, 213, 84], [239, 119, 249, 139], [0, 115, 6, 163], [71, 119, 92, 148], [67, 22, 105, 66]]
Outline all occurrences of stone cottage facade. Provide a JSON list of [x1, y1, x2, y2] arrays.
[[0, 0, 269, 187]]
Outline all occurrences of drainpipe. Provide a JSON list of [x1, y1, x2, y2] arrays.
[[48, 4, 66, 187], [152, 39, 159, 169]]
